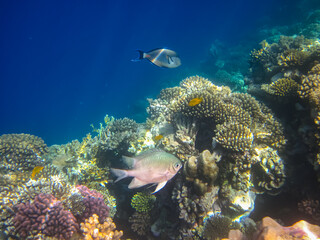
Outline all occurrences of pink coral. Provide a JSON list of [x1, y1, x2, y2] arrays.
[[76, 185, 110, 223], [13, 193, 77, 239]]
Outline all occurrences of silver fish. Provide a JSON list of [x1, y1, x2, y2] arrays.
[[133, 48, 181, 68], [111, 149, 182, 193]]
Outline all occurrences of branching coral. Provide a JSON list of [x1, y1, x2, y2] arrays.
[[215, 123, 254, 152], [261, 77, 299, 97], [129, 211, 152, 236], [0, 133, 48, 171], [299, 63, 320, 99], [80, 214, 123, 240], [249, 35, 320, 83]]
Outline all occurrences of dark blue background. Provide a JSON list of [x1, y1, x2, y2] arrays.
[[0, 0, 312, 145]]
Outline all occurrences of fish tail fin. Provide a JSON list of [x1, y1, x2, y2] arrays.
[[111, 168, 128, 182], [137, 50, 145, 59], [131, 50, 145, 62]]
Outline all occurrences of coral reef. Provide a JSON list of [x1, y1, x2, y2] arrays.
[[298, 198, 320, 223], [13, 193, 77, 239], [253, 217, 320, 240], [80, 214, 123, 240], [184, 150, 220, 195], [215, 123, 254, 152], [129, 211, 152, 236], [261, 77, 299, 97], [249, 35, 320, 83], [202, 215, 239, 240], [130, 192, 156, 213], [75, 185, 110, 223], [97, 117, 139, 153], [0, 133, 48, 171]]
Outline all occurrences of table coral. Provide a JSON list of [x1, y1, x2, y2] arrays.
[[80, 214, 123, 240], [0, 133, 48, 171]]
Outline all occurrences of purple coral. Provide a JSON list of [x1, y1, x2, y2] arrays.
[[13, 193, 77, 239], [76, 185, 110, 223]]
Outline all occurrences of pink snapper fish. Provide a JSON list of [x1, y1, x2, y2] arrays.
[[111, 149, 182, 193]]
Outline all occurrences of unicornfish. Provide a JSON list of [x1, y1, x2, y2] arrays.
[[111, 149, 182, 193], [132, 48, 181, 68]]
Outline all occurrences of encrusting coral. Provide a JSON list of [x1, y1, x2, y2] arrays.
[[80, 214, 123, 240]]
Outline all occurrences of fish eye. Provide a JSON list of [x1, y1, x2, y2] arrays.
[[174, 163, 181, 169]]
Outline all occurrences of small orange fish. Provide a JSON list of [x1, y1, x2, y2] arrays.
[[188, 97, 203, 107], [154, 135, 163, 141], [31, 166, 44, 179]]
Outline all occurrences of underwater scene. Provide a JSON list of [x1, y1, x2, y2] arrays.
[[2, 0, 320, 239]]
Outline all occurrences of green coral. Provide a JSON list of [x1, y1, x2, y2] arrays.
[[131, 192, 156, 213]]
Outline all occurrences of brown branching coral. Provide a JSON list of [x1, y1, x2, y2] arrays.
[[80, 214, 123, 240], [249, 35, 320, 83], [215, 123, 254, 152], [129, 211, 151, 236], [0, 133, 48, 171], [299, 64, 320, 99], [262, 77, 299, 97]]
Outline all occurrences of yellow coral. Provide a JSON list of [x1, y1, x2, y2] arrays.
[[262, 77, 299, 96], [80, 214, 123, 240], [0, 133, 48, 171], [298, 64, 320, 99], [215, 123, 254, 152]]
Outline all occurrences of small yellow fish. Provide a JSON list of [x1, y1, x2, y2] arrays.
[[31, 166, 44, 179], [188, 97, 203, 107], [154, 135, 163, 141]]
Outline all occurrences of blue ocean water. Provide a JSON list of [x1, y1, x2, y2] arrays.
[[0, 0, 317, 145]]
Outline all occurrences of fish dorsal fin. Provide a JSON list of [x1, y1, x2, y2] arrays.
[[128, 178, 149, 189], [134, 148, 165, 160], [153, 181, 167, 193], [122, 156, 137, 168], [146, 48, 164, 54]]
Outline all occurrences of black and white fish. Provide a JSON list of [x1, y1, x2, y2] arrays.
[[132, 48, 181, 68]]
